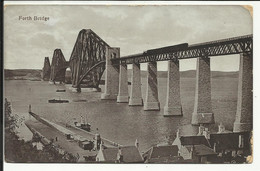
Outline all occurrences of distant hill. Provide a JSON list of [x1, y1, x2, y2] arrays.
[[211, 71, 238, 78], [180, 70, 238, 78], [4, 69, 238, 81], [128, 69, 238, 79], [4, 69, 42, 80]]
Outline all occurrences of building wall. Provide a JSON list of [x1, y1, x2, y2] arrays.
[[179, 146, 191, 160], [96, 150, 105, 161], [172, 138, 182, 149]]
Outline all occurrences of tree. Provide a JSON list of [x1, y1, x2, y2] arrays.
[[4, 98, 77, 163]]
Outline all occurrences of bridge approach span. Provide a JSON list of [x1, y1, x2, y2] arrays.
[[111, 34, 252, 65]]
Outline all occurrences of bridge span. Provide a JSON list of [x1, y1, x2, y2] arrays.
[[111, 34, 252, 65], [42, 29, 112, 91], [41, 31, 252, 133], [49, 49, 69, 84], [102, 34, 252, 132]]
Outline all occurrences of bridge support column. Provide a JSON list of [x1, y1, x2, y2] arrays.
[[129, 63, 143, 106], [233, 52, 252, 132], [192, 56, 214, 125], [101, 47, 120, 100], [164, 60, 182, 116], [117, 64, 129, 103], [144, 62, 160, 110]]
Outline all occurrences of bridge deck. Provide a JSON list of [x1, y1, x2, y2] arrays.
[[111, 34, 252, 65]]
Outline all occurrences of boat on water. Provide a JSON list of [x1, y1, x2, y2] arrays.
[[30, 78, 41, 81], [73, 99, 87, 102], [48, 99, 69, 103], [74, 115, 91, 132], [56, 89, 66, 92]]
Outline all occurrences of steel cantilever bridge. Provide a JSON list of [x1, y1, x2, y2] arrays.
[[69, 29, 109, 90], [45, 32, 252, 90], [49, 49, 69, 83], [111, 34, 253, 65]]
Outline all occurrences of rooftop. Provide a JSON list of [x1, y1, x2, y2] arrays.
[[186, 144, 217, 156], [102, 148, 118, 162], [148, 145, 179, 158], [180, 136, 211, 147], [146, 156, 184, 163], [209, 132, 251, 152], [102, 146, 143, 163], [144, 145, 181, 163]]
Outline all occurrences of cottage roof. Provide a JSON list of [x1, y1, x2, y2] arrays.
[[121, 146, 143, 163], [144, 145, 181, 163], [102, 146, 143, 163], [186, 144, 217, 156], [146, 156, 184, 163], [102, 148, 118, 162], [180, 136, 211, 147], [209, 132, 251, 152], [151, 145, 179, 158]]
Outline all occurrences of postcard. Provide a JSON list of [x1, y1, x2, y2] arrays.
[[3, 1, 254, 168]]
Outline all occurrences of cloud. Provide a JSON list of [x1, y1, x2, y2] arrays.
[[4, 5, 252, 71]]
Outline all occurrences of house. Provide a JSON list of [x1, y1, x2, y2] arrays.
[[185, 144, 217, 163], [197, 123, 251, 163], [172, 130, 217, 163], [209, 131, 251, 160], [143, 145, 184, 163], [96, 146, 144, 163], [173, 130, 211, 150]]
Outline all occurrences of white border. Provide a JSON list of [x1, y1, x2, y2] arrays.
[[1, 0, 259, 5], [3, 1, 260, 171]]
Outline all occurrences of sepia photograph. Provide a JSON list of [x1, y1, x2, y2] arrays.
[[3, 2, 254, 166]]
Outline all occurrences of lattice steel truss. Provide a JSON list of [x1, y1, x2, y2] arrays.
[[70, 29, 109, 88], [111, 34, 253, 65], [42, 57, 51, 81], [50, 49, 68, 82]]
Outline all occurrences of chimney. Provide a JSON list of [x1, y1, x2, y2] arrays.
[[135, 139, 139, 149], [117, 147, 123, 163], [218, 123, 225, 133], [213, 143, 217, 152], [203, 128, 210, 139], [190, 145, 194, 159], [176, 129, 180, 138], [100, 140, 104, 150], [95, 133, 101, 150], [238, 134, 244, 148], [197, 124, 205, 136]]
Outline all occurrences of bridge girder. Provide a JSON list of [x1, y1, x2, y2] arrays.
[[70, 29, 109, 88], [111, 34, 253, 65]]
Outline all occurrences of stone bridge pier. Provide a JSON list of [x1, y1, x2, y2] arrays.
[[233, 52, 253, 132], [164, 59, 183, 116], [192, 56, 214, 125], [101, 47, 120, 100], [129, 63, 143, 106], [144, 62, 160, 110], [117, 64, 129, 103]]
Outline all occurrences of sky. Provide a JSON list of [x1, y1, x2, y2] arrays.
[[4, 5, 252, 71]]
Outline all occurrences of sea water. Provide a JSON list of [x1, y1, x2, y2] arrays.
[[4, 76, 238, 153]]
